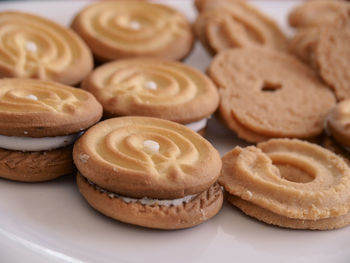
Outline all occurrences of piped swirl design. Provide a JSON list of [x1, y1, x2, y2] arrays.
[[82, 59, 219, 122], [71, 1, 193, 61], [0, 12, 93, 85], [73, 117, 222, 199]]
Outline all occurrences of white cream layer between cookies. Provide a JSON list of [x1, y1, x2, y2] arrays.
[[87, 178, 196, 207], [185, 118, 208, 132], [0, 132, 82, 151]]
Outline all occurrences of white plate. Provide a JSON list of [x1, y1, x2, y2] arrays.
[[1, 1, 349, 263]]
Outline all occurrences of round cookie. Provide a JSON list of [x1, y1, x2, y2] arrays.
[[73, 116, 223, 229], [314, 27, 350, 100], [0, 78, 102, 182], [227, 194, 350, 230], [81, 59, 219, 133], [288, 0, 350, 29], [71, 1, 194, 62], [0, 11, 93, 86], [208, 47, 336, 142], [326, 99, 350, 148], [193, 0, 288, 55], [220, 139, 350, 221]]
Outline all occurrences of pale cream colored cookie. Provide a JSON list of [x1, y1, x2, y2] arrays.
[[0, 11, 93, 85]]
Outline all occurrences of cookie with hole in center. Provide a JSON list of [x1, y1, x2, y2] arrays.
[[73, 116, 223, 229], [71, 1, 194, 62], [0, 11, 93, 86], [220, 139, 350, 230], [208, 47, 336, 143], [81, 59, 219, 135], [0, 78, 102, 182]]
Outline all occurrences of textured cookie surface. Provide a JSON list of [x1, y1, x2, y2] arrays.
[[73, 116, 222, 199], [0, 78, 102, 137], [0, 146, 74, 182], [315, 27, 350, 100], [71, 1, 193, 61], [219, 139, 350, 220], [77, 174, 223, 229], [82, 59, 219, 122], [0, 11, 93, 85], [326, 100, 350, 148], [227, 194, 350, 230], [208, 48, 335, 142], [193, 0, 288, 54], [288, 0, 350, 29]]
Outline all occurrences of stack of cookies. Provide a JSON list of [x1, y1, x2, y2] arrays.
[[1, 0, 350, 232]]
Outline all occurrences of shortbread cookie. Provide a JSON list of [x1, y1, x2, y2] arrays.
[[227, 194, 350, 230], [73, 116, 223, 229], [289, 0, 350, 29], [0, 78, 102, 182], [193, 0, 288, 55], [326, 99, 350, 148], [0, 11, 93, 86], [220, 139, 350, 224], [81, 59, 219, 133], [314, 27, 350, 100], [208, 48, 335, 142], [71, 1, 194, 62], [321, 135, 350, 166]]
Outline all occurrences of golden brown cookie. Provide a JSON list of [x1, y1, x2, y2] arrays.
[[314, 27, 350, 100], [220, 139, 350, 230], [71, 1, 194, 62], [0, 11, 93, 86], [193, 0, 288, 55], [0, 78, 102, 182], [227, 194, 350, 230], [208, 48, 336, 143], [326, 99, 350, 148], [73, 116, 223, 229], [321, 135, 350, 165], [77, 174, 223, 230], [81, 59, 219, 131], [288, 0, 350, 29]]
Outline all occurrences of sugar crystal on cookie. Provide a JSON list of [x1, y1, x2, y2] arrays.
[[129, 21, 141, 30], [143, 140, 160, 154], [26, 41, 37, 53], [25, 94, 38, 101], [144, 81, 157, 90]]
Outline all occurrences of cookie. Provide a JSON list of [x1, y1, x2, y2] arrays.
[[0, 11, 93, 86], [193, 0, 288, 55], [0, 78, 102, 182], [288, 0, 350, 29], [71, 1, 194, 62], [321, 135, 350, 166], [220, 139, 350, 230], [326, 99, 350, 148], [314, 27, 350, 100], [208, 48, 336, 143], [73, 116, 223, 229], [81, 59, 219, 133]]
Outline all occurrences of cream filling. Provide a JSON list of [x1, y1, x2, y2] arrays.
[[185, 118, 208, 132], [0, 132, 82, 152], [87, 178, 196, 207]]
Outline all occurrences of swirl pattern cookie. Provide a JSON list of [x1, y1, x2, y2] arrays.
[[0, 78, 102, 182], [220, 139, 350, 230], [73, 117, 223, 229], [193, 0, 288, 55], [81, 59, 219, 128], [71, 1, 194, 61], [288, 0, 350, 29], [0, 11, 93, 85], [208, 48, 335, 142]]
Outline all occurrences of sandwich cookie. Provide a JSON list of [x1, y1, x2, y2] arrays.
[[220, 139, 350, 230], [71, 1, 194, 62], [81, 59, 219, 135], [193, 0, 288, 55], [0, 78, 102, 182], [0, 11, 93, 86], [73, 116, 223, 229], [208, 47, 335, 143]]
